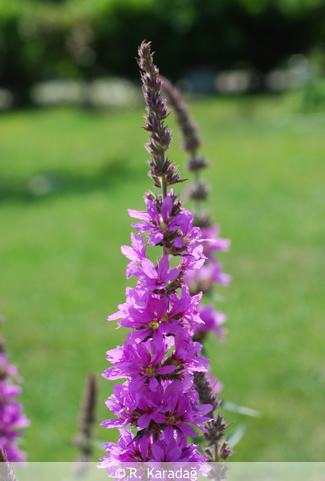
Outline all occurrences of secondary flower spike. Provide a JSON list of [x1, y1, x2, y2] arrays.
[[160, 76, 205, 164], [100, 41, 233, 469], [161, 76, 231, 344], [161, 76, 232, 461]]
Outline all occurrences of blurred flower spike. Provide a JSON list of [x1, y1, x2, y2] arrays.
[[0, 315, 29, 462]]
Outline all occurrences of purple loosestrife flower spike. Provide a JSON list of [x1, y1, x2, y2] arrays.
[[0, 316, 29, 463], [100, 42, 218, 469]]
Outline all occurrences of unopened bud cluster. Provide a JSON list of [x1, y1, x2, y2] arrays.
[[204, 415, 233, 461], [138, 42, 184, 190], [185, 179, 210, 202], [194, 372, 232, 461]]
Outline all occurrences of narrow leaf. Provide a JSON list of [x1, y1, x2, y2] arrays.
[[127, 429, 147, 446], [222, 400, 260, 417], [227, 423, 246, 448]]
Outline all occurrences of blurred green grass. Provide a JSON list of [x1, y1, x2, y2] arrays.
[[0, 95, 324, 461]]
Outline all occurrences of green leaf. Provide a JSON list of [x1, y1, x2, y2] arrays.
[[227, 423, 246, 448], [222, 400, 260, 417]]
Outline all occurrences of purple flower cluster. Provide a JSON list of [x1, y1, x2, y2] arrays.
[[100, 191, 213, 465], [0, 352, 29, 462]]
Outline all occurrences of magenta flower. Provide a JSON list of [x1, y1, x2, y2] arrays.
[[100, 429, 152, 469], [201, 225, 230, 255], [167, 287, 203, 330], [152, 381, 212, 440], [104, 336, 177, 391], [109, 288, 205, 344], [100, 429, 205, 469], [138, 256, 181, 291], [206, 370, 224, 395], [116, 294, 173, 341], [172, 210, 201, 249], [149, 437, 204, 462], [108, 287, 149, 326], [184, 257, 231, 295], [129, 194, 181, 246], [121, 233, 148, 279], [196, 304, 227, 342], [172, 334, 209, 374]]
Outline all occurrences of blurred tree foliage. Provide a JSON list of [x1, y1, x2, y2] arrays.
[[0, 0, 324, 103]]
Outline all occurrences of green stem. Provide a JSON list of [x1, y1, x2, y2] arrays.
[[215, 442, 220, 462], [194, 168, 201, 214], [161, 174, 168, 199]]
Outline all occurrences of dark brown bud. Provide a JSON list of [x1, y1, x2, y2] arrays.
[[193, 210, 212, 228], [187, 155, 209, 172], [138, 41, 185, 188], [185, 179, 209, 201]]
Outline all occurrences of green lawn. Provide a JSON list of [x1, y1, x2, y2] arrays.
[[0, 95, 324, 461]]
